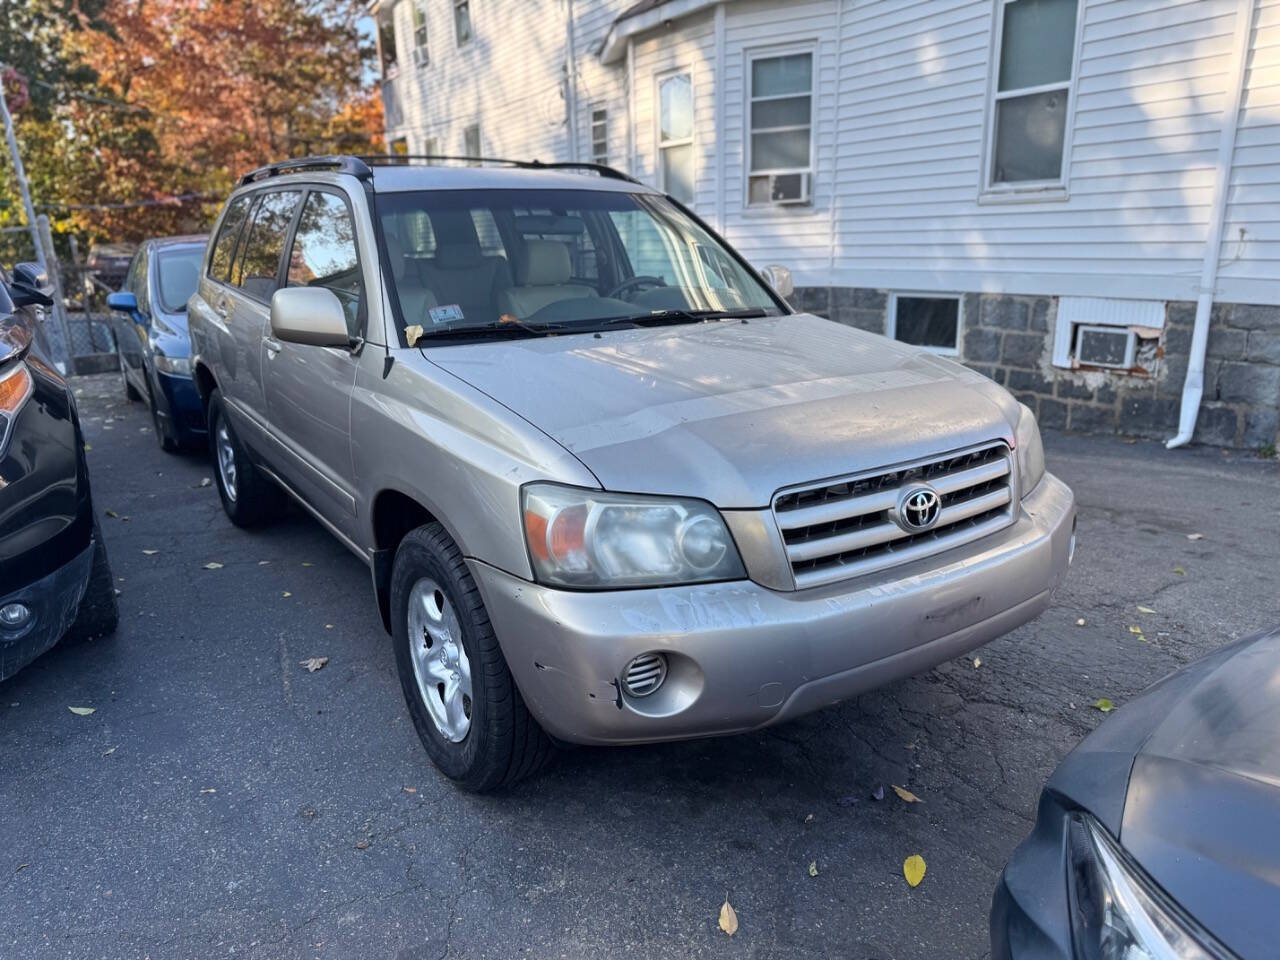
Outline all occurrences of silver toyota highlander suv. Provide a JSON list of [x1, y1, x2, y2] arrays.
[[188, 155, 1075, 792]]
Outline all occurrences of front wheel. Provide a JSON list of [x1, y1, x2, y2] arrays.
[[392, 523, 553, 792]]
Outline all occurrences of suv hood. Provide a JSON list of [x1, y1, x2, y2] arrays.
[[425, 313, 1020, 507]]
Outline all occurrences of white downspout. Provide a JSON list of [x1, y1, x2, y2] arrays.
[[1167, 0, 1255, 449], [565, 0, 580, 162], [627, 37, 636, 177]]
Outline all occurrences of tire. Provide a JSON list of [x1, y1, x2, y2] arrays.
[[392, 523, 553, 792], [207, 388, 286, 528], [149, 385, 179, 453], [120, 354, 142, 402], [63, 519, 119, 646]]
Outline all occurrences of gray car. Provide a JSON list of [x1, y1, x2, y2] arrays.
[[187, 155, 1075, 791]]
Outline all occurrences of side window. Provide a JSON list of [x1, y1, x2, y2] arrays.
[[287, 191, 364, 337], [124, 249, 144, 298], [233, 190, 301, 301], [209, 195, 252, 283]]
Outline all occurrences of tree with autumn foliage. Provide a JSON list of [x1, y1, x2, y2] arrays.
[[0, 0, 382, 248]]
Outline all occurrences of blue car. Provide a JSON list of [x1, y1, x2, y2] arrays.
[[107, 235, 208, 452]]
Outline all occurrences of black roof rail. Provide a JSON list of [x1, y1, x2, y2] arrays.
[[355, 154, 642, 185], [237, 155, 373, 187]]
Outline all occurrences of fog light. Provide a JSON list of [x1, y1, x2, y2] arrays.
[[622, 652, 667, 698], [0, 602, 31, 629]]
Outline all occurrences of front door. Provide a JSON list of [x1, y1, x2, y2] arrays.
[[262, 188, 365, 536]]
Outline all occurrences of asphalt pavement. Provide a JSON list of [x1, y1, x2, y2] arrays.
[[3, 373, 1279, 960]]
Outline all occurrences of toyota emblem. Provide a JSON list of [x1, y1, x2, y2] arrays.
[[895, 485, 941, 532]]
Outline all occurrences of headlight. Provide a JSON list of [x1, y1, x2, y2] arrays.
[[1015, 403, 1045, 496], [153, 354, 192, 376], [1067, 814, 1229, 960], [0, 361, 34, 457], [521, 482, 746, 588]]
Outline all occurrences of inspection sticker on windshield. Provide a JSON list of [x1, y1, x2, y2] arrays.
[[429, 304, 465, 325]]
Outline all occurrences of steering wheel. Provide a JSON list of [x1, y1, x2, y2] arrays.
[[605, 275, 666, 301]]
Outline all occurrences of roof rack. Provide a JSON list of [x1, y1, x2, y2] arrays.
[[237, 155, 373, 186], [355, 154, 642, 185]]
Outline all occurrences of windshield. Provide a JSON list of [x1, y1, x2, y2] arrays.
[[375, 188, 782, 341], [155, 247, 204, 313]]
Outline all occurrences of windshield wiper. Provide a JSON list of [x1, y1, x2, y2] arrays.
[[595, 307, 770, 328], [410, 318, 568, 344]]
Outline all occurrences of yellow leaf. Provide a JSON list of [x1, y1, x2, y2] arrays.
[[1092, 698, 1115, 713], [1128, 625, 1144, 635], [971, 656, 982, 669], [68, 706, 95, 716], [405, 324, 425, 347], [282, 591, 292, 598], [903, 854, 926, 888], [302, 562, 313, 567], [104, 509, 119, 518], [892, 785, 923, 804], [203, 562, 224, 570], [1173, 566, 1186, 576], [808, 860, 818, 877], [718, 898, 738, 937], [1137, 605, 1155, 614]]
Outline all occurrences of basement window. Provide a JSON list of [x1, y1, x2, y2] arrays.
[[1054, 296, 1163, 374], [890, 293, 962, 355]]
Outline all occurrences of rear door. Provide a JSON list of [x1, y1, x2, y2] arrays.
[[220, 189, 302, 445], [261, 187, 364, 534]]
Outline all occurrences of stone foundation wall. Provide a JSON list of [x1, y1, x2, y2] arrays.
[[789, 286, 1280, 451]]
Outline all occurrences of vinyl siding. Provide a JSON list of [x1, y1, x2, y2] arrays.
[[376, 0, 1280, 306]]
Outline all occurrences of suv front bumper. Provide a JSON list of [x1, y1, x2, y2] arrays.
[[471, 472, 1074, 746], [0, 544, 92, 683]]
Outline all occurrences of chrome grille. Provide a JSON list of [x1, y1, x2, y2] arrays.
[[621, 653, 667, 697], [774, 443, 1016, 590]]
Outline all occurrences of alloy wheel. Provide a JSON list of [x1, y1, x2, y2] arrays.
[[406, 577, 473, 742]]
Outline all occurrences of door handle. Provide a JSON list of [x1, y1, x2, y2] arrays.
[[264, 336, 282, 356], [214, 298, 230, 319]]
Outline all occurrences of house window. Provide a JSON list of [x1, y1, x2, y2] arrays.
[[889, 294, 962, 355], [411, 2, 429, 67], [748, 50, 813, 206], [591, 107, 608, 165], [454, 0, 472, 47], [463, 124, 481, 164], [987, 0, 1080, 188], [378, 15, 398, 77], [657, 72, 693, 204]]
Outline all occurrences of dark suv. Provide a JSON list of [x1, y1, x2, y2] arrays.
[[0, 263, 118, 682]]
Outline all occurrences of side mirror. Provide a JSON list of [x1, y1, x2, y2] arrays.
[[270, 286, 351, 347], [9, 261, 54, 309], [760, 264, 794, 300], [106, 291, 139, 313]]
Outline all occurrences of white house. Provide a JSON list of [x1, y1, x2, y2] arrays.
[[371, 0, 1280, 449]]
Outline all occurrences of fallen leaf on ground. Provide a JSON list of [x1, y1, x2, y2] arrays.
[[355, 839, 370, 850], [871, 784, 885, 802], [15, 863, 28, 873], [102, 745, 117, 756], [405, 324, 425, 347], [403, 786, 417, 794], [82, 443, 91, 451], [903, 854, 927, 888], [203, 562, 224, 570], [972, 656, 982, 668], [1075, 617, 1086, 627], [1173, 566, 1186, 576], [1186, 533, 1204, 541], [142, 549, 158, 556], [1128, 625, 1144, 635], [104, 509, 119, 518], [718, 898, 738, 936], [258, 560, 270, 566], [803, 813, 815, 824], [282, 591, 292, 598], [199, 477, 211, 487], [1137, 605, 1155, 614], [1092, 698, 1115, 713], [302, 562, 313, 567], [200, 788, 216, 794], [300, 657, 329, 673], [808, 861, 819, 877], [892, 785, 923, 804], [68, 706, 95, 716], [325, 624, 333, 630]]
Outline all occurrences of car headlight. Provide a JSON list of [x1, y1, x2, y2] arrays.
[[1015, 403, 1045, 496], [521, 482, 746, 588], [0, 361, 34, 457], [1067, 814, 1230, 960], [153, 354, 192, 376]]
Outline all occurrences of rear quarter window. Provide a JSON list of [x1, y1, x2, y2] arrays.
[[209, 195, 253, 283]]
